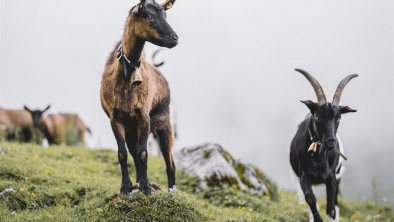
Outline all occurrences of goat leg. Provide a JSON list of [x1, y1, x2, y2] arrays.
[[326, 176, 337, 220], [111, 121, 133, 194], [300, 178, 323, 222], [125, 126, 141, 185], [156, 123, 177, 192], [137, 115, 151, 195]]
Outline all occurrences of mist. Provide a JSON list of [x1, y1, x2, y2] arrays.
[[1, 0, 393, 204]]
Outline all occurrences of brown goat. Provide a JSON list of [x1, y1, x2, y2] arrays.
[[24, 105, 91, 146], [0, 107, 35, 142], [39, 114, 91, 146], [100, 0, 178, 195]]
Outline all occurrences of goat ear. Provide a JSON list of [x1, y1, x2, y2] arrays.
[[43, 105, 51, 113], [24, 105, 32, 112], [340, 105, 357, 114], [162, 0, 175, 11], [301, 100, 318, 113]]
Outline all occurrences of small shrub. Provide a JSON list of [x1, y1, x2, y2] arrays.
[[98, 192, 211, 222]]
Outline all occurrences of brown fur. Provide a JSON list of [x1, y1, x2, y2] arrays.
[[0, 108, 33, 131], [0, 108, 34, 141], [40, 113, 91, 146], [100, 8, 176, 194], [100, 14, 174, 142]]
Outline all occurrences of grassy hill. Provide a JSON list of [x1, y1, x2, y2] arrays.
[[0, 142, 392, 221]]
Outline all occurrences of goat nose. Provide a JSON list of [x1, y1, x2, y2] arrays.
[[171, 35, 178, 41], [327, 138, 336, 147]]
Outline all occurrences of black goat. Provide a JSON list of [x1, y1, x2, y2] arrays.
[[290, 68, 358, 222]]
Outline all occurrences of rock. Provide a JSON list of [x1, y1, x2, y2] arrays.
[[0, 187, 16, 198], [0, 146, 8, 154], [175, 143, 276, 196]]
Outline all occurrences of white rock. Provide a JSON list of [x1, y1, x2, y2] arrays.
[[175, 143, 268, 195], [0, 187, 16, 197]]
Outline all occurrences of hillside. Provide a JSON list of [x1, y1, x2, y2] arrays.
[[0, 142, 392, 221]]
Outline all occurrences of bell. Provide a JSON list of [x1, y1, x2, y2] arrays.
[[308, 142, 318, 155], [131, 68, 143, 86]]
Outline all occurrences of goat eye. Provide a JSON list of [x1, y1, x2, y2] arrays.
[[147, 14, 153, 20]]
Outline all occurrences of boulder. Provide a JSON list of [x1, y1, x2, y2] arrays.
[[175, 143, 276, 197]]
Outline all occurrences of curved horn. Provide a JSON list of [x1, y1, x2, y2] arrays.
[[43, 104, 51, 113], [24, 105, 32, 112], [152, 49, 165, 67], [332, 74, 358, 106], [161, 0, 175, 10], [295, 68, 327, 104]]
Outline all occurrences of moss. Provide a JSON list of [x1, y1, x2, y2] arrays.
[[205, 173, 239, 188], [0, 171, 25, 181], [203, 149, 211, 159], [234, 162, 254, 189], [251, 165, 279, 201], [201, 184, 262, 209], [97, 192, 211, 222], [219, 148, 235, 164], [177, 170, 200, 192]]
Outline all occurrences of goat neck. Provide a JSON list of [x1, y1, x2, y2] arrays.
[[306, 117, 326, 157], [120, 16, 146, 81]]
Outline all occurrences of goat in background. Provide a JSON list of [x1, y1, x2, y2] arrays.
[[24, 105, 91, 146], [0, 106, 45, 142]]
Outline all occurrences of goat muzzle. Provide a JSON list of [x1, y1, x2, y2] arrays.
[[326, 138, 337, 149]]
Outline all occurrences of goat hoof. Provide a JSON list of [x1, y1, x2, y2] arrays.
[[120, 181, 133, 194], [327, 208, 336, 221], [313, 215, 323, 222], [139, 181, 151, 196], [327, 207, 336, 218], [168, 185, 177, 193]]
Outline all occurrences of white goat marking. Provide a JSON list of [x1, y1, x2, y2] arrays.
[[336, 134, 346, 180], [327, 205, 340, 222], [168, 185, 177, 193]]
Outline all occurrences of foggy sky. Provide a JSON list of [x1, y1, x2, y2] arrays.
[[1, 0, 393, 203]]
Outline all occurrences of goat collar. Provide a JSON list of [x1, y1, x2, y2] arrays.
[[308, 119, 319, 143], [307, 119, 323, 156], [117, 44, 142, 85]]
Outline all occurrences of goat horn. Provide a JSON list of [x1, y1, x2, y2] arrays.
[[161, 0, 175, 10], [295, 68, 327, 104], [152, 49, 165, 67], [332, 74, 358, 106]]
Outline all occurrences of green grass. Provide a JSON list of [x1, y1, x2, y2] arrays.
[[0, 142, 392, 221]]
